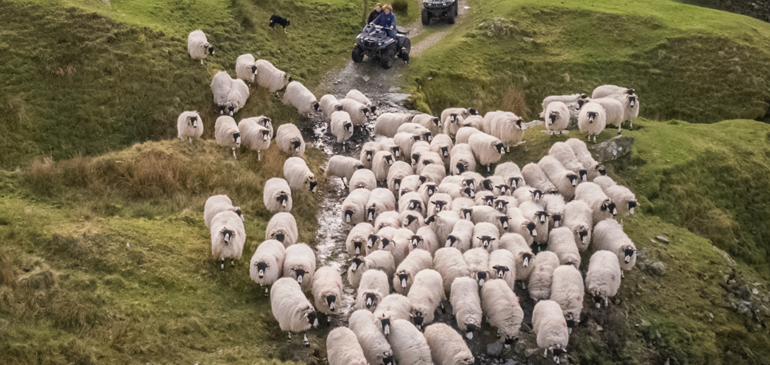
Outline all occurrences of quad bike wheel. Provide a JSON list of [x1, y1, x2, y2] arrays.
[[447, 7, 456, 24], [421, 9, 430, 26], [352, 45, 364, 62], [381, 44, 397, 69]]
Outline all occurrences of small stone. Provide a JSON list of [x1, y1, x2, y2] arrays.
[[656, 331, 661, 338], [664, 359, 670, 365], [709, 312, 714, 319], [523, 37, 533, 42], [753, 288, 759, 295], [656, 236, 670, 243], [597, 325, 603, 331], [486, 341, 503, 356], [362, 76, 370, 82], [738, 303, 751, 317], [650, 262, 665, 275]]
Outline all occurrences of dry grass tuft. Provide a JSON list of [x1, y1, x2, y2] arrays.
[[501, 85, 531, 120]]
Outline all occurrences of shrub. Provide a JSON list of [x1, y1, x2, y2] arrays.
[[501, 85, 530, 120], [392, 0, 408, 13]]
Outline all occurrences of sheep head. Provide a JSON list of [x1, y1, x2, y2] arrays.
[[344, 122, 353, 133], [276, 192, 289, 207], [255, 261, 267, 278], [464, 322, 478, 339], [592, 289, 605, 309], [261, 129, 270, 140], [234, 207, 244, 222], [274, 231, 286, 242], [462, 209, 473, 221], [189, 116, 199, 128], [463, 187, 475, 199], [509, 177, 522, 189], [221, 228, 234, 244], [398, 272, 409, 289], [629, 95, 637, 108], [521, 252, 533, 268], [628, 200, 638, 214], [422, 132, 432, 142], [495, 199, 509, 212], [484, 195, 495, 207], [425, 183, 436, 196], [493, 265, 509, 279], [468, 108, 478, 116], [326, 294, 337, 311], [576, 226, 589, 246], [350, 257, 364, 272], [307, 176, 318, 193], [587, 111, 597, 124], [365, 150, 374, 161], [313, 101, 320, 111], [623, 246, 636, 263], [378, 237, 390, 250], [367, 234, 379, 248], [294, 268, 306, 283], [476, 271, 487, 286], [549, 111, 559, 125], [567, 173, 579, 187], [526, 222, 537, 237], [391, 146, 400, 158], [495, 142, 506, 155], [446, 235, 457, 247], [499, 216, 509, 230], [551, 213, 562, 227]]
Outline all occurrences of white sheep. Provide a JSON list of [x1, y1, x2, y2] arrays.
[[238, 117, 271, 160], [446, 219, 474, 252], [276, 123, 306, 157], [360, 142, 380, 169], [591, 85, 635, 99], [494, 196, 519, 215], [506, 207, 538, 246], [499, 233, 534, 286], [378, 138, 402, 159], [319, 94, 343, 120], [394, 132, 420, 159], [472, 222, 500, 252], [483, 111, 525, 151], [469, 132, 505, 172], [586, 250, 622, 308], [522, 162, 558, 194], [375, 113, 416, 137], [548, 142, 588, 182], [330, 111, 354, 149], [348, 310, 395, 365], [347, 222, 376, 256], [203, 194, 243, 228], [454, 126, 482, 145], [235, 53, 258, 83], [429, 134, 453, 166], [562, 200, 593, 251], [255, 59, 291, 93], [481, 279, 525, 346], [482, 175, 511, 196], [342, 189, 372, 226], [313, 266, 343, 318], [373, 213, 401, 234], [541, 193, 566, 229], [263, 177, 292, 213], [282, 81, 319, 116], [399, 123, 433, 143], [327, 155, 364, 186], [603, 183, 638, 223], [463, 248, 491, 287], [425, 194, 450, 218], [265, 212, 298, 247], [210, 211, 246, 269], [367, 188, 397, 223], [346, 89, 375, 113], [565, 138, 605, 181], [187, 30, 214, 64], [410, 226, 440, 255], [211, 71, 232, 115], [327, 327, 368, 365], [606, 92, 640, 131], [512, 185, 542, 205], [550, 265, 584, 333], [419, 164, 446, 186], [539, 156, 579, 200], [214, 116, 241, 158], [348, 250, 396, 289], [225, 78, 249, 116], [399, 191, 426, 216], [489, 249, 517, 289], [449, 143, 475, 175], [532, 300, 569, 363], [418, 181, 439, 206], [527, 250, 560, 301], [472, 205, 510, 234], [544, 102, 570, 136], [450, 276, 482, 339], [340, 98, 370, 126], [350, 169, 377, 191], [547, 227, 581, 268], [575, 182, 617, 222], [592, 218, 637, 271], [388, 319, 434, 365], [462, 115, 484, 129], [413, 114, 441, 136], [270, 277, 318, 345], [373, 151, 395, 183], [475, 191, 496, 208], [407, 269, 446, 330], [376, 228, 412, 267], [424, 323, 475, 365], [249, 240, 286, 294], [540, 93, 589, 117], [400, 210, 426, 234], [591, 97, 625, 134], [394, 248, 433, 295], [520, 201, 550, 247], [386, 162, 413, 195], [495, 161, 525, 189], [177, 111, 203, 143], [283, 157, 317, 194], [578, 101, 607, 143], [356, 269, 391, 311], [441, 107, 477, 131], [283, 243, 316, 291], [426, 210, 461, 245], [433, 247, 470, 295], [373, 294, 413, 335]]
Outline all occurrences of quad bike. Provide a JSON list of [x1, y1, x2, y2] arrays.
[[422, 0, 458, 25], [352, 24, 411, 69]]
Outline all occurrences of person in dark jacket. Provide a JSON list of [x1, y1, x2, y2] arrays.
[[372, 4, 397, 39], [367, 3, 382, 24]]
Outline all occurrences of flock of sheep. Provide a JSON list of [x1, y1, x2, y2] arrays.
[[186, 28, 641, 365]]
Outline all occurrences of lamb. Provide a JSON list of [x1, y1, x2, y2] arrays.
[[282, 81, 319, 116], [565, 138, 605, 181], [263, 177, 293, 213], [254, 59, 290, 93], [540, 93, 589, 117], [283, 243, 316, 292], [340, 98, 370, 126], [541, 193, 566, 229], [203, 194, 243, 228], [547, 227, 581, 268], [249, 240, 286, 294], [548, 142, 588, 182], [346, 89, 376, 113], [348, 310, 395, 365], [520, 201, 550, 247], [367, 188, 397, 223], [238, 117, 271, 160], [578, 101, 607, 143], [211, 71, 232, 115], [609, 92, 640, 131], [463, 248, 491, 287], [330, 111, 354, 149], [270, 278, 318, 345], [424, 323, 475, 365], [433, 247, 470, 294], [539, 156, 579, 200], [356, 269, 391, 311], [495, 162, 525, 189], [347, 222, 376, 256], [360, 142, 380, 169], [413, 114, 442, 136], [373, 294, 413, 335], [177, 111, 203, 143], [506, 207, 538, 246], [394, 248, 433, 295], [586, 250, 622, 308], [450, 143, 476, 175], [225, 78, 249, 116], [455, 126, 482, 144], [210, 211, 246, 269], [375, 113, 416, 137], [407, 269, 446, 330], [446, 219, 474, 252], [481, 279, 525, 346], [522, 163, 558, 194], [327, 155, 364, 186], [590, 97, 625, 134], [592, 218, 637, 271], [350, 169, 377, 191], [425, 210, 461, 245], [400, 210, 426, 233], [410, 226, 440, 255], [326, 327, 368, 365], [469, 133, 505, 172], [575, 182, 617, 222], [472, 222, 500, 252], [449, 277, 482, 339], [489, 249, 517, 289], [373, 151, 395, 183], [276, 123, 306, 157], [313, 266, 344, 318], [348, 250, 396, 289], [265, 212, 298, 247], [187, 30, 214, 64], [483, 111, 525, 151], [591, 85, 635, 99], [214, 116, 241, 158], [527, 250, 561, 301], [319, 94, 343, 120], [399, 191, 426, 216], [284, 157, 318, 193], [499, 233, 535, 286], [387, 162, 414, 196], [562, 200, 593, 251], [532, 300, 569, 363], [387, 319, 434, 365], [550, 265, 584, 332], [235, 53, 258, 83]]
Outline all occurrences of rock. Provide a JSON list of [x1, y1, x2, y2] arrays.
[[524, 347, 541, 358], [753, 288, 759, 295], [486, 341, 504, 356], [656, 236, 670, 243], [589, 136, 634, 163], [505, 361, 517, 365], [650, 262, 665, 276], [362, 76, 370, 82]]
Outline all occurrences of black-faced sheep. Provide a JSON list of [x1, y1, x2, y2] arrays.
[[235, 53, 258, 83], [547, 227, 581, 269], [188, 30, 214, 64], [204, 194, 243, 228], [592, 218, 637, 272], [177, 111, 203, 143], [276, 123, 306, 157], [330, 111, 354, 149], [283, 243, 316, 291], [433, 247, 470, 295], [527, 250, 560, 301], [348, 310, 395, 365], [255, 59, 291, 93], [270, 277, 318, 345], [424, 323, 475, 364], [312, 266, 343, 318], [249, 239, 285, 295], [387, 319, 434, 365], [575, 182, 617, 222], [356, 269, 390, 311], [265, 212, 298, 247], [238, 117, 272, 160], [210, 211, 246, 269], [326, 327, 368, 365], [586, 250, 622, 308], [263, 177, 293, 214], [550, 265, 584, 333], [214, 116, 241, 158], [284, 157, 317, 193], [544, 102, 570, 136], [394, 248, 433, 295], [565, 138, 605, 181], [283, 81, 319, 116], [481, 279, 525, 347], [532, 300, 569, 363], [578, 101, 607, 143]]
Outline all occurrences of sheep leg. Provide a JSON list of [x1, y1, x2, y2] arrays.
[[188, 137, 192, 143], [200, 59, 204, 65], [486, 164, 490, 172], [303, 333, 309, 346], [507, 145, 510, 153], [220, 258, 224, 270], [258, 151, 262, 161], [264, 287, 269, 296], [618, 122, 622, 135], [231, 259, 235, 266], [629, 120, 634, 130], [287, 332, 292, 341]]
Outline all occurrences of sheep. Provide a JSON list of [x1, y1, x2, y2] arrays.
[[474, 191, 496, 208], [340, 98, 370, 126], [410, 226, 440, 255], [235, 53, 258, 83], [319, 94, 343, 120], [562, 200, 593, 251], [347, 222, 376, 256], [541, 193, 566, 229], [270, 278, 318, 345], [398, 123, 433, 142], [249, 240, 286, 295], [506, 207, 538, 246], [426, 210, 461, 245], [407, 269, 445, 330], [400, 210, 426, 233], [313, 266, 343, 318], [367, 188, 397, 223], [547, 227, 581, 268], [394, 132, 420, 159], [592, 218, 637, 272], [177, 111, 203, 143], [424, 323, 475, 365], [360, 142, 380, 169], [327, 327, 369, 365], [348, 250, 396, 289], [388, 319, 434, 365], [461, 115, 483, 129], [539, 156, 579, 200], [609, 93, 640, 131], [522, 162, 558, 194], [283, 81, 319, 116], [429, 134, 453, 166], [548, 142, 588, 182], [586, 250, 622, 309], [373, 294, 413, 335], [399, 175, 424, 198], [488, 249, 517, 289], [520, 201, 550, 247], [463, 248, 491, 287], [433, 247, 470, 295], [210, 211, 246, 269], [591, 85, 635, 99], [550, 265, 584, 333], [330, 111, 354, 150], [255, 59, 291, 93], [238, 117, 271, 160], [532, 300, 569, 363], [413, 114, 441, 137], [265, 212, 298, 247], [414, 150, 442, 173], [356, 269, 391, 311], [373, 151, 395, 183], [346, 89, 375, 113], [263, 178, 293, 214], [211, 71, 232, 115], [418, 181, 439, 204], [327, 155, 364, 187], [378, 138, 402, 160], [188, 30, 214, 64], [386, 162, 413, 196], [494, 196, 519, 215], [540, 93, 589, 117], [276, 123, 306, 157], [603, 184, 638, 223], [214, 116, 241, 158], [203, 194, 243, 228], [495, 162, 525, 190], [343, 189, 372, 226], [348, 310, 395, 365], [512, 185, 542, 205], [394, 248, 433, 295], [577, 101, 607, 143], [565, 138, 605, 181], [481, 279, 525, 347], [283, 243, 316, 292], [399, 191, 426, 216], [483, 111, 525, 151], [590, 97, 625, 134], [472, 222, 500, 252], [449, 276, 483, 339], [225, 78, 249, 116], [449, 143, 476, 175], [419, 164, 446, 186], [468, 133, 505, 172], [375, 113, 416, 137], [527, 250, 561, 301], [481, 175, 511, 196], [441, 107, 477, 128], [374, 212, 401, 234], [456, 127, 483, 146], [471, 205, 509, 234], [499, 233, 535, 287], [575, 182, 617, 222], [284, 157, 317, 193], [544, 102, 570, 136], [350, 169, 377, 191], [445, 219, 474, 252], [427, 193, 452, 216]]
